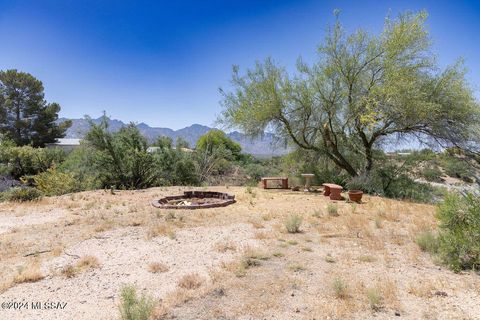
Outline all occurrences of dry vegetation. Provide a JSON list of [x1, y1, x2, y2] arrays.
[[0, 186, 479, 319]]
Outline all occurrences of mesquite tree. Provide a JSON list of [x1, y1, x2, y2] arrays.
[[220, 11, 479, 176]]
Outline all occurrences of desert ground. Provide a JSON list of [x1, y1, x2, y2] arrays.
[[0, 186, 479, 320]]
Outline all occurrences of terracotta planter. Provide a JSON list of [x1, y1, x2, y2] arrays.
[[348, 190, 363, 203]]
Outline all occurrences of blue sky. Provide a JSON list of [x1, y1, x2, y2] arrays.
[[0, 0, 478, 129]]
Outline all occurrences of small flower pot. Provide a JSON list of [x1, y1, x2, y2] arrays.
[[348, 190, 363, 203]]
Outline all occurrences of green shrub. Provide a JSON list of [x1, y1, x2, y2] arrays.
[[0, 145, 66, 179], [345, 174, 382, 195], [118, 285, 155, 320], [441, 156, 473, 182], [422, 167, 443, 182], [436, 193, 480, 271], [327, 204, 338, 216], [86, 121, 160, 189], [33, 167, 77, 196], [58, 145, 101, 191], [285, 214, 303, 233], [173, 158, 199, 186], [344, 162, 446, 203], [2, 187, 43, 202], [415, 230, 439, 254], [332, 277, 349, 299], [366, 288, 382, 311]]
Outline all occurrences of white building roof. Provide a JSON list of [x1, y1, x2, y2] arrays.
[[49, 139, 82, 146]]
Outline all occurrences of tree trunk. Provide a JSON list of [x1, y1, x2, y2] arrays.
[[365, 145, 373, 173]]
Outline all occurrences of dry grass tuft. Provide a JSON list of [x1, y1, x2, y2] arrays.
[[357, 255, 377, 263], [332, 277, 349, 299], [325, 254, 336, 263], [14, 262, 44, 284], [327, 204, 339, 217], [61, 265, 78, 278], [249, 220, 264, 229], [77, 255, 101, 269], [147, 223, 175, 239], [254, 231, 271, 239], [214, 240, 237, 253], [178, 273, 204, 290], [148, 262, 169, 273], [61, 255, 100, 278], [288, 263, 306, 272]]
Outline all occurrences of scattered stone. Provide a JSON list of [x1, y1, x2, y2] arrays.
[[434, 291, 448, 297]]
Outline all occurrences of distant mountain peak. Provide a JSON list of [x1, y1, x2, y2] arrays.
[[59, 117, 290, 156]]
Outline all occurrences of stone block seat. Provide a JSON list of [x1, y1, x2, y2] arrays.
[[261, 177, 289, 189], [322, 183, 343, 200]]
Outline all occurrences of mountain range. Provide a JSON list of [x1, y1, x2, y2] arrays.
[[58, 117, 290, 156]]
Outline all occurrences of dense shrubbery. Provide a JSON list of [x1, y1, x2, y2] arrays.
[[58, 145, 102, 190], [85, 122, 162, 189], [440, 156, 474, 182], [33, 167, 78, 196], [422, 167, 443, 182], [0, 115, 474, 205], [345, 163, 446, 203], [153, 146, 199, 186], [0, 143, 66, 178], [436, 193, 480, 271], [1, 187, 43, 202]]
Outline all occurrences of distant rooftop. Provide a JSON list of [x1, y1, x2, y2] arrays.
[[47, 138, 82, 146]]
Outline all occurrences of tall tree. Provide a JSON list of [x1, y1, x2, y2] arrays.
[[220, 11, 480, 176], [0, 69, 71, 146]]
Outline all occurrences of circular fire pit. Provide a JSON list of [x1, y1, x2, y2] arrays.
[[152, 191, 235, 209]]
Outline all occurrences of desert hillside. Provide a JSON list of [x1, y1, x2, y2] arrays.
[[0, 187, 478, 320]]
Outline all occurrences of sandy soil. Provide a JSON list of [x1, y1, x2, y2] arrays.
[[0, 186, 479, 319]]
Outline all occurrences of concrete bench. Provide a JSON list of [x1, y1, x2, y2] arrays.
[[322, 183, 343, 200], [261, 177, 289, 189]]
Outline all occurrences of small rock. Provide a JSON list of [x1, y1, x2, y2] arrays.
[[395, 311, 401, 316], [434, 291, 448, 297]]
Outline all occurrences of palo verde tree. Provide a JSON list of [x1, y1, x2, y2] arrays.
[[0, 69, 71, 147], [220, 11, 480, 176]]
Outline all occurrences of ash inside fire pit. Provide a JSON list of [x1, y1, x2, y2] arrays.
[[152, 191, 235, 209]]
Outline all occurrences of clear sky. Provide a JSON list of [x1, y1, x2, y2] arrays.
[[0, 0, 478, 129]]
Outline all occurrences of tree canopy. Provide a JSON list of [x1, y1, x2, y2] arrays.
[[196, 130, 242, 160], [220, 11, 480, 176], [0, 69, 71, 147]]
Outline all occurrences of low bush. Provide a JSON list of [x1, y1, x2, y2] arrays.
[[0, 145, 66, 179], [177, 273, 204, 290], [33, 167, 77, 196], [2, 187, 43, 202], [440, 156, 473, 182], [366, 288, 383, 311], [422, 167, 443, 182], [346, 167, 446, 204], [415, 230, 439, 254], [58, 145, 102, 190], [327, 204, 338, 216], [118, 285, 156, 320], [436, 193, 480, 271], [332, 277, 349, 299], [285, 214, 302, 233]]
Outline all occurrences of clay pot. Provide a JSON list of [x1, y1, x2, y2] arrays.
[[348, 190, 363, 203]]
